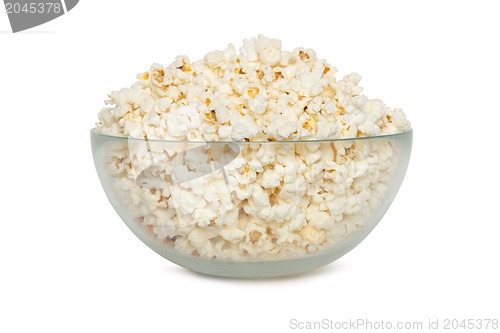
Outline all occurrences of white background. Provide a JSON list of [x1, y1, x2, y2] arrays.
[[1, 1, 499, 332]]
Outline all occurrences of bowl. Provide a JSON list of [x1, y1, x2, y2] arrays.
[[91, 128, 412, 278]]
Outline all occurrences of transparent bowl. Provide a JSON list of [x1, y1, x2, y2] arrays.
[[91, 128, 412, 278]]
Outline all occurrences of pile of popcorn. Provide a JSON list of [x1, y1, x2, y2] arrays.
[[96, 35, 411, 260]]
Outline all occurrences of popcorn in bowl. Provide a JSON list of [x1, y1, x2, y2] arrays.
[[91, 35, 412, 277]]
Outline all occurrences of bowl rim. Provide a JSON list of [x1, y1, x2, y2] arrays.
[[90, 127, 412, 144]]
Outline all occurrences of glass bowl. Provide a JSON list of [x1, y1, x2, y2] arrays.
[[91, 128, 412, 278]]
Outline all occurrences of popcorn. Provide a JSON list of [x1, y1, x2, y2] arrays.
[[165, 105, 202, 139], [96, 36, 411, 260], [204, 50, 225, 67], [231, 122, 252, 141]]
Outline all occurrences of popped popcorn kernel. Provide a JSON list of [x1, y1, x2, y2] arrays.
[[304, 118, 316, 131], [205, 110, 216, 122], [256, 70, 265, 79], [180, 60, 191, 72], [300, 226, 325, 245], [249, 230, 262, 245], [152, 68, 164, 83], [247, 87, 259, 99], [299, 50, 311, 61]]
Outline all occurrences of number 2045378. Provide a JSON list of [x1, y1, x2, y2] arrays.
[[443, 319, 498, 330], [5, 2, 62, 14]]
